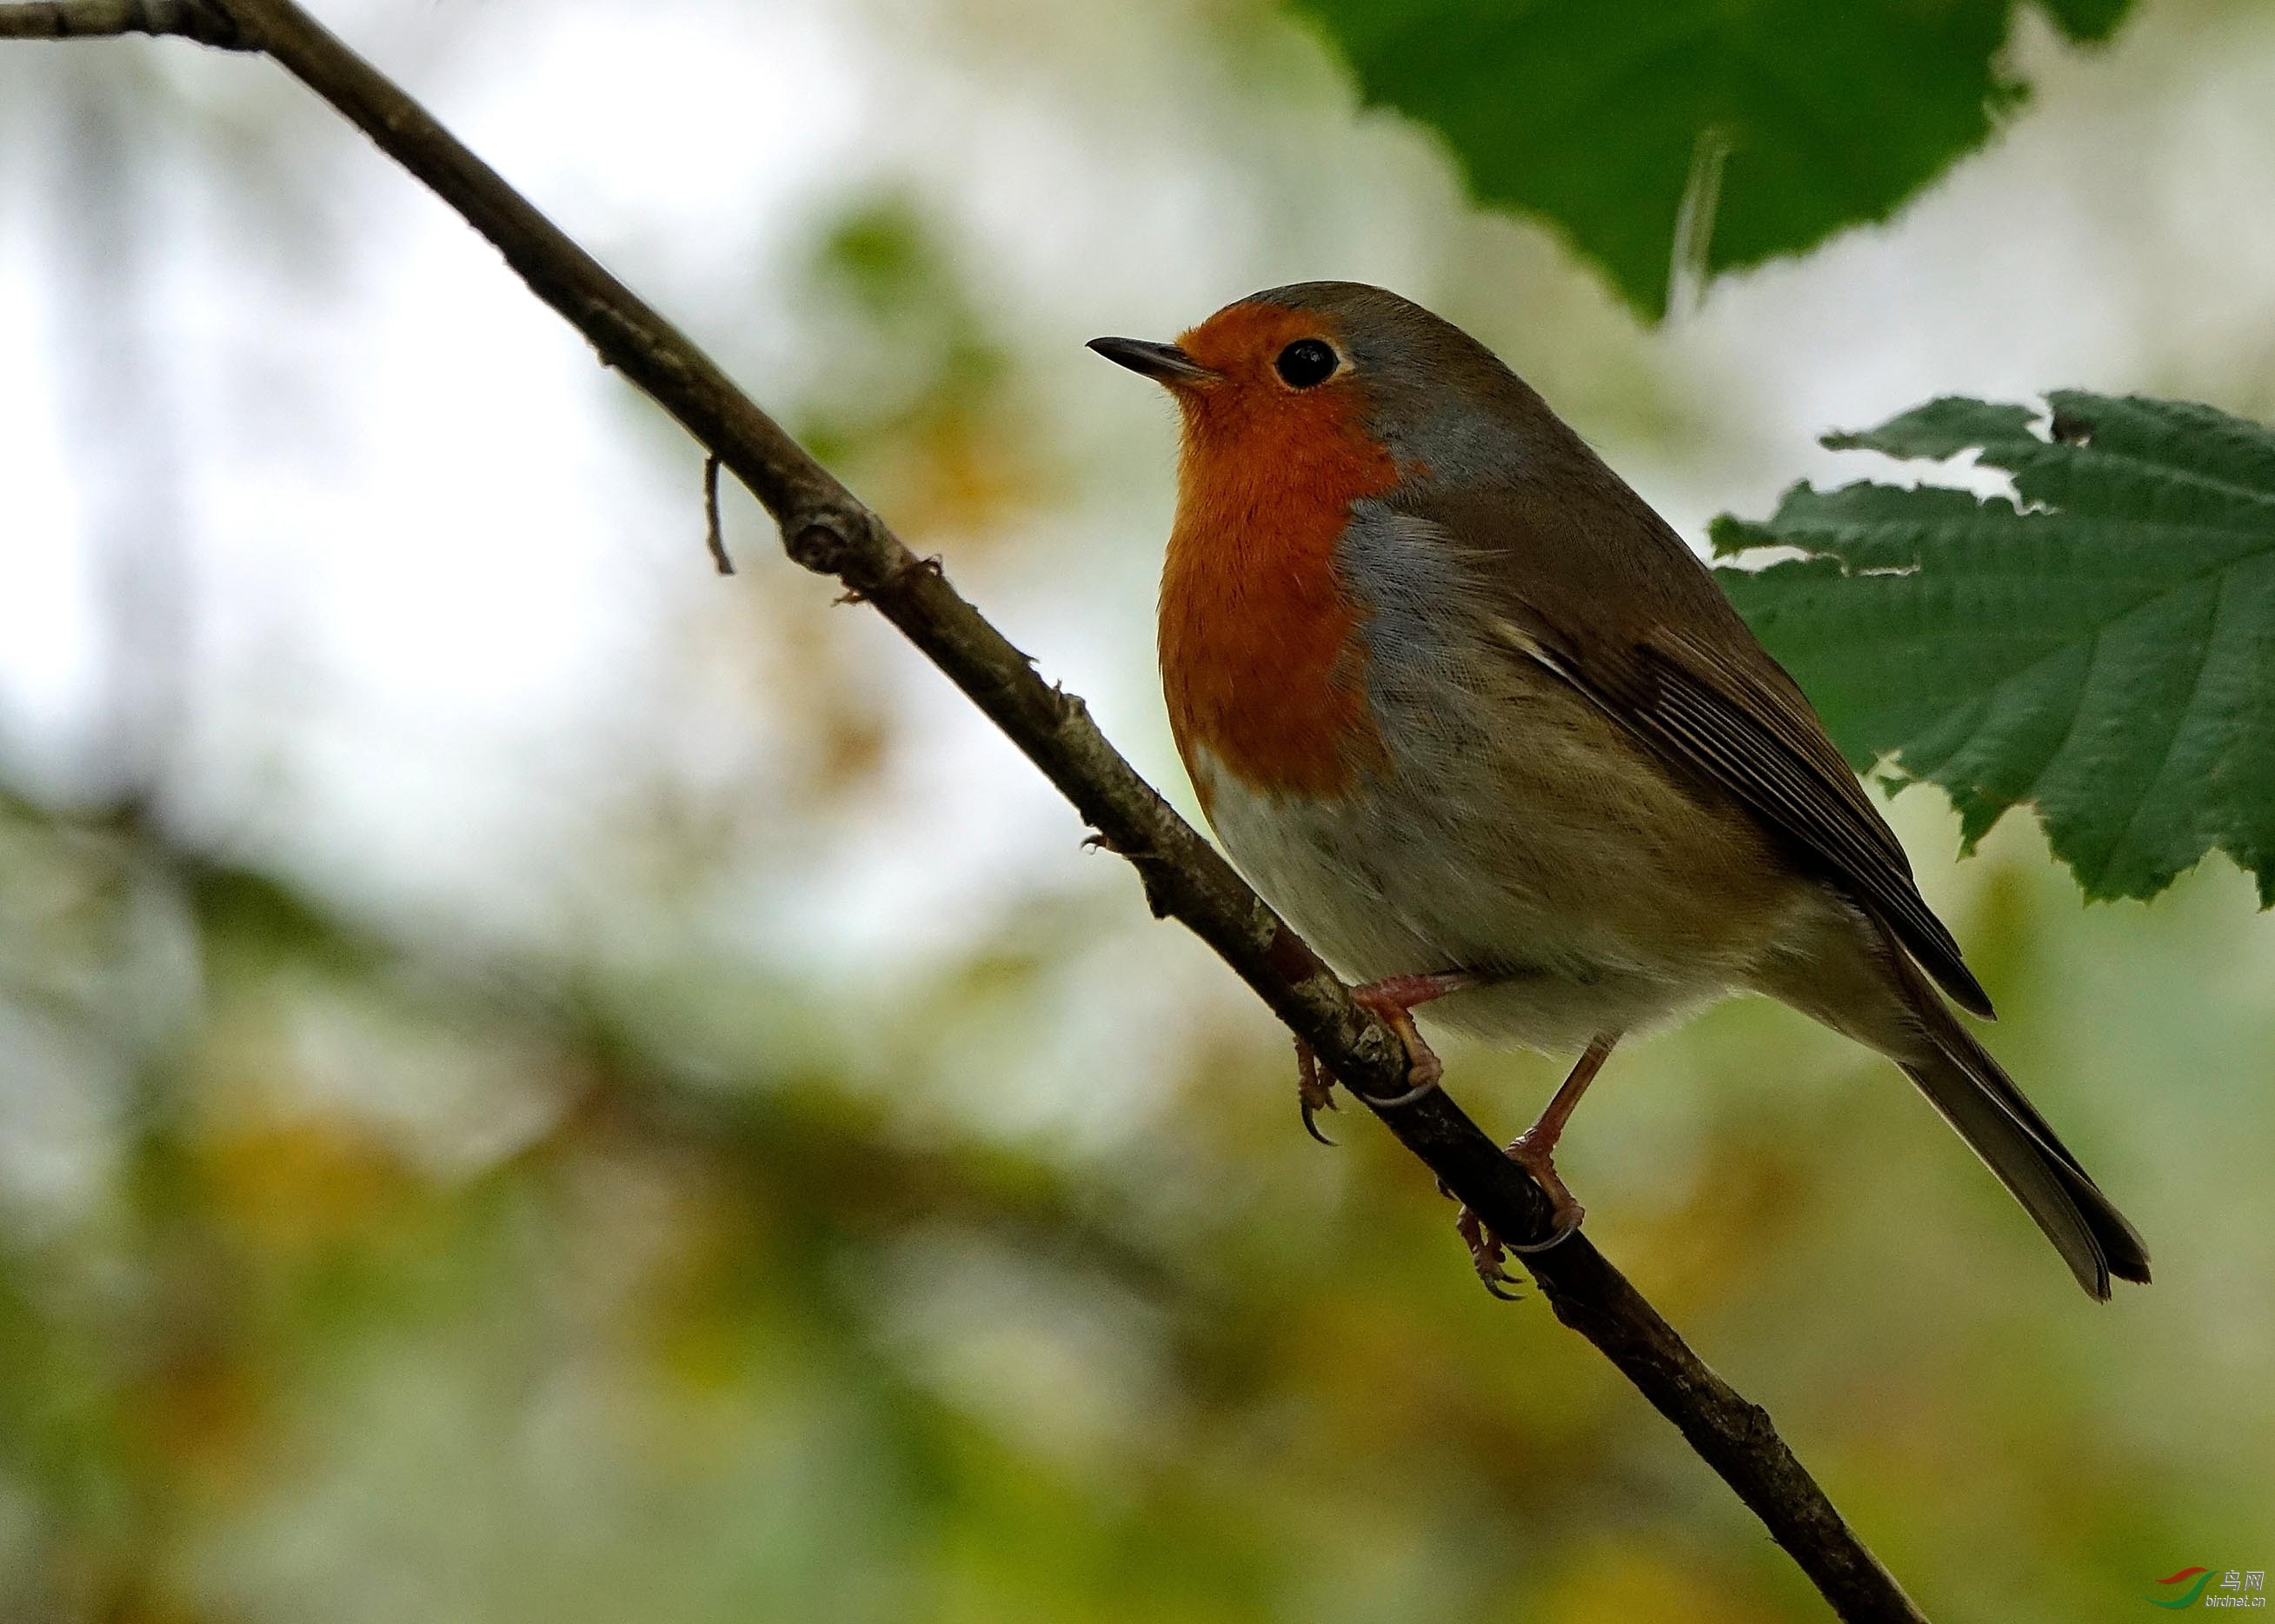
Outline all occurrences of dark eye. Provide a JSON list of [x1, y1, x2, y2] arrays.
[[1274, 338, 1340, 389]]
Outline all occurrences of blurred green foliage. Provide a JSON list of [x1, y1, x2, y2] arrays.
[[788, 195, 1044, 547], [3, 760, 2273, 1621], [1293, 0, 2135, 315], [1715, 392, 2275, 906]]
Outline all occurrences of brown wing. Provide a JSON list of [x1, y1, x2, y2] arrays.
[[1401, 464, 1995, 1021], [1606, 630, 1991, 1020]]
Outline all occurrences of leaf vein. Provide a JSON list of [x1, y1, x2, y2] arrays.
[[2088, 583, 2223, 884]]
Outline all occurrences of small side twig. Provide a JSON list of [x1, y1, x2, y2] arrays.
[[1083, 829, 1176, 918], [701, 454, 733, 575]]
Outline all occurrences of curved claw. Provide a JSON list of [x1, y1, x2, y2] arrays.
[[1353, 1072, 1442, 1109], [1507, 1203, 1584, 1254], [1294, 1039, 1337, 1148], [1479, 1272, 1525, 1302]]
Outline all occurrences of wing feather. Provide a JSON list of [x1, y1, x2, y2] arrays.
[[1631, 637, 1992, 1018]]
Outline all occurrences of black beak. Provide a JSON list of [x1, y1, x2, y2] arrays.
[[1088, 336, 1219, 386]]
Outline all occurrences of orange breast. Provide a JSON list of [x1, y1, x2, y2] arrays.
[[1158, 323, 1398, 811]]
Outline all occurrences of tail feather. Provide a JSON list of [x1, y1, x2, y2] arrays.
[[1901, 1019, 2151, 1300], [1758, 903, 2151, 1299]]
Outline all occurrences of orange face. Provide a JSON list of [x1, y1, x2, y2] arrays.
[[1169, 302, 1369, 455], [1146, 300, 1397, 808]]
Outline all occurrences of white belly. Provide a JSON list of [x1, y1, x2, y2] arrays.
[[1191, 724, 1803, 1056]]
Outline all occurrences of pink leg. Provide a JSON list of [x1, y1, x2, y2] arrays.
[[1458, 1033, 1620, 1286], [1506, 1031, 1617, 1241], [1295, 969, 1485, 1144]]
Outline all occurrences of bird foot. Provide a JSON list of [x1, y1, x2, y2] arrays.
[[1441, 1131, 1585, 1300], [1453, 1201, 1525, 1300], [1503, 1128, 1585, 1254], [1294, 971, 1481, 1141], [1347, 988, 1446, 1107]]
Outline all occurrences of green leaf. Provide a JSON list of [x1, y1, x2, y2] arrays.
[[1292, 0, 2134, 317], [1819, 396, 2042, 461], [2038, 0, 2133, 43], [1714, 392, 2275, 906]]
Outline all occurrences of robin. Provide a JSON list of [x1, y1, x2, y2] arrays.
[[1091, 282, 2150, 1300]]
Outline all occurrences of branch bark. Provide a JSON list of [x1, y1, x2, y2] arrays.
[[4, 4, 1929, 1619], [0, 0, 246, 45]]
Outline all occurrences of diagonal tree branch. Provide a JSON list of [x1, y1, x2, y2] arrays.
[[3, 3, 1929, 1619], [0, 0, 246, 45]]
